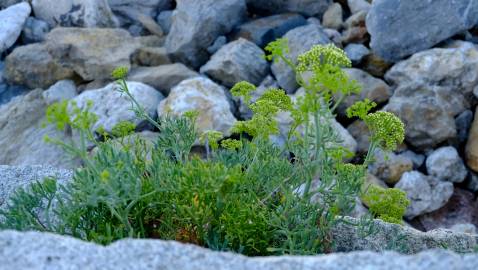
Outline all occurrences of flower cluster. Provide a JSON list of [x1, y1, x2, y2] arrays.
[[230, 81, 256, 103], [112, 66, 129, 80], [365, 111, 405, 151], [362, 185, 410, 224], [296, 44, 351, 73], [200, 130, 224, 150], [221, 139, 243, 150], [111, 121, 136, 138], [264, 38, 289, 62]]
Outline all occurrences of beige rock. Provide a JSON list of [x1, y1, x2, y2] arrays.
[[158, 77, 237, 137], [466, 108, 478, 172]]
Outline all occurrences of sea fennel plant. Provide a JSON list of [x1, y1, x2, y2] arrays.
[[0, 40, 407, 256]]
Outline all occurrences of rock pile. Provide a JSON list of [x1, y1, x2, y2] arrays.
[[1, 0, 478, 241]]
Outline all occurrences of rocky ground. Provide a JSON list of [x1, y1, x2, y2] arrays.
[[1, 0, 478, 268]]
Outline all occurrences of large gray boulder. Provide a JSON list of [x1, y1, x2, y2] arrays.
[[4, 27, 141, 89], [0, 90, 77, 169], [128, 64, 199, 96], [165, 0, 246, 69], [72, 81, 164, 133], [246, 0, 332, 17], [200, 38, 269, 87], [31, 0, 119, 28], [384, 41, 478, 150], [366, 0, 478, 61], [158, 77, 237, 137], [426, 146, 468, 183], [271, 24, 330, 93], [0, 2, 31, 54], [395, 171, 454, 220], [1, 228, 478, 269], [0, 165, 72, 209], [232, 13, 307, 48]]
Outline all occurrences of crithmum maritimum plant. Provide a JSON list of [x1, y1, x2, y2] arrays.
[[0, 40, 407, 256]]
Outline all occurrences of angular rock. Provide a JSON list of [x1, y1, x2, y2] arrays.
[[399, 150, 425, 170], [156, 10, 173, 35], [72, 82, 164, 133], [395, 171, 454, 220], [416, 188, 478, 232], [455, 110, 474, 145], [0, 229, 478, 269], [0, 2, 31, 54], [128, 64, 199, 96], [0, 165, 72, 209], [232, 13, 307, 48], [246, 0, 332, 17], [368, 149, 413, 185], [0, 89, 77, 168], [271, 24, 331, 93], [4, 27, 141, 89], [207, 36, 227, 55], [21, 17, 49, 44], [158, 77, 237, 136], [450, 224, 477, 235], [340, 11, 368, 45], [361, 53, 392, 77], [131, 47, 171, 67], [426, 146, 468, 183], [42, 80, 77, 105], [366, 0, 478, 61], [344, 43, 370, 65], [165, 0, 246, 69], [466, 107, 478, 172], [347, 0, 370, 14], [200, 38, 269, 88], [385, 42, 478, 150], [331, 216, 478, 254], [322, 3, 343, 30], [32, 0, 119, 28], [45, 28, 141, 82], [108, 0, 172, 26], [336, 68, 391, 116]]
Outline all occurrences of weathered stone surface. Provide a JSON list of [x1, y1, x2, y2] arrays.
[[344, 43, 370, 65], [346, 120, 369, 154], [395, 171, 454, 220], [0, 90, 77, 168], [368, 149, 413, 185], [73, 82, 164, 133], [384, 42, 478, 150], [367, 0, 478, 61], [158, 77, 237, 136], [45, 27, 141, 82], [341, 11, 368, 45], [233, 13, 307, 48], [455, 110, 474, 145], [331, 217, 478, 254], [42, 79, 77, 105], [336, 68, 391, 116], [131, 47, 171, 66], [416, 188, 478, 232], [399, 150, 425, 170], [426, 146, 468, 183], [165, 0, 246, 69], [0, 165, 72, 209], [4, 27, 141, 89], [156, 10, 173, 34], [450, 224, 477, 235], [200, 38, 269, 88], [108, 0, 172, 27], [207, 36, 227, 55], [322, 3, 343, 30], [466, 107, 478, 172], [271, 24, 330, 93], [128, 64, 199, 96], [0, 2, 31, 54], [2, 224, 478, 270], [246, 0, 332, 17], [347, 0, 370, 14], [21, 16, 49, 44], [32, 0, 119, 28]]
